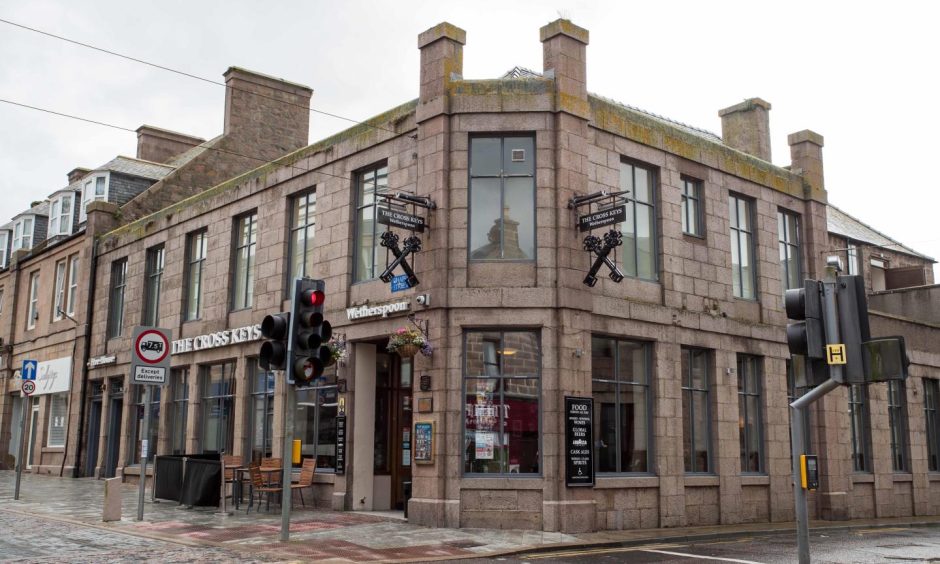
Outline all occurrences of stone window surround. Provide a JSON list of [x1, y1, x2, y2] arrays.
[[887, 380, 910, 473], [728, 192, 757, 300], [681, 346, 713, 474], [287, 187, 317, 295], [142, 244, 165, 326], [848, 383, 873, 473], [736, 354, 765, 475], [52, 258, 67, 322], [26, 269, 40, 330], [619, 157, 658, 281], [182, 229, 208, 321], [230, 211, 258, 311], [353, 162, 389, 283], [777, 208, 803, 292], [106, 258, 128, 339], [680, 175, 704, 238]]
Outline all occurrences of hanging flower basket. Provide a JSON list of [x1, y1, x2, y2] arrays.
[[326, 338, 347, 366], [387, 327, 433, 358]]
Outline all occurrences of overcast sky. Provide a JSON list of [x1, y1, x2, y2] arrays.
[[1, 0, 937, 275]]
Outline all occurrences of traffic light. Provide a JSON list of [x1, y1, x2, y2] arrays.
[[836, 275, 871, 385], [259, 311, 290, 370], [785, 279, 826, 359], [291, 278, 332, 386]]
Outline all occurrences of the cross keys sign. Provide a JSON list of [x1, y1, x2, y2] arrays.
[[826, 343, 847, 365], [380, 231, 421, 287], [582, 229, 625, 287]]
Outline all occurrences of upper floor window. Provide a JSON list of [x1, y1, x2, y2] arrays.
[[80, 174, 108, 223], [737, 355, 764, 474], [592, 337, 652, 474], [682, 347, 711, 473], [12, 216, 34, 251], [354, 164, 389, 282], [142, 245, 165, 326], [620, 160, 657, 280], [289, 190, 316, 288], [48, 193, 74, 237], [681, 177, 704, 237], [26, 270, 39, 330], [846, 241, 860, 276], [0, 287, 4, 316], [107, 258, 127, 339], [464, 330, 541, 475], [925, 379, 940, 472], [53, 259, 67, 321], [729, 194, 756, 299], [887, 380, 909, 472], [0, 231, 8, 267], [66, 254, 79, 317], [231, 212, 257, 310], [778, 210, 802, 291], [184, 230, 208, 321], [469, 136, 536, 261]]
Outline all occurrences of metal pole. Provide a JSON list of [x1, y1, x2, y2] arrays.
[[14, 395, 29, 500], [280, 277, 299, 542], [137, 384, 152, 521]]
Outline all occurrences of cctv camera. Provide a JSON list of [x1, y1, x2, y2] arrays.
[[415, 294, 429, 306]]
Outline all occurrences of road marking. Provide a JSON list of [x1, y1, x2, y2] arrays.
[[641, 548, 766, 563], [522, 543, 684, 559]]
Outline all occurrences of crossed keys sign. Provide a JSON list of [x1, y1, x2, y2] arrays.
[[380, 231, 422, 287], [582, 229, 625, 287]]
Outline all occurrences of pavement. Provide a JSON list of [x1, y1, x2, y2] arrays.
[[2, 470, 940, 563]]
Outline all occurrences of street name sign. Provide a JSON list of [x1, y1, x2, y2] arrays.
[[131, 326, 172, 386], [21, 360, 37, 381]]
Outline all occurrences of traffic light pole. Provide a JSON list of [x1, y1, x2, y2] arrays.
[[280, 278, 299, 542], [790, 263, 844, 564]]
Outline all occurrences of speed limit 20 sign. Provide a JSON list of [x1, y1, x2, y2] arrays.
[[131, 326, 172, 386]]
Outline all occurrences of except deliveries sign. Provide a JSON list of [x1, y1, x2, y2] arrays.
[[565, 396, 595, 487], [378, 207, 426, 232], [578, 205, 626, 232], [131, 326, 172, 386]]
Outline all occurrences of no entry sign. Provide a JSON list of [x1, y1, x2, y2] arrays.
[[131, 326, 172, 386]]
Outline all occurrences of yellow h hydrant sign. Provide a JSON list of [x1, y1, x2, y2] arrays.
[[826, 344, 847, 365]]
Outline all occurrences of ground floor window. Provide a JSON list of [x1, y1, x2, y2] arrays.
[[887, 380, 909, 472], [170, 368, 188, 455], [925, 379, 940, 472], [682, 347, 711, 473], [200, 362, 236, 455], [46, 393, 68, 448], [296, 367, 338, 470], [737, 355, 764, 474], [849, 384, 872, 472], [247, 361, 275, 463], [591, 336, 651, 474], [463, 330, 541, 475], [129, 385, 160, 462]]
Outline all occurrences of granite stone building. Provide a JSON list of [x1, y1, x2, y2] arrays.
[[0, 67, 312, 477], [3, 19, 939, 534]]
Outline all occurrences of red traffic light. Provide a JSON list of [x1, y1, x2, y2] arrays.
[[301, 289, 325, 307]]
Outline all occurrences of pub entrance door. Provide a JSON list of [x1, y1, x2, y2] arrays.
[[374, 352, 413, 510]]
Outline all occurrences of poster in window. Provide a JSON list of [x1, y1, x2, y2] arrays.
[[475, 430, 495, 460], [413, 421, 434, 464]]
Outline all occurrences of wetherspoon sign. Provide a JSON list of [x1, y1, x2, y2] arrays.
[[565, 396, 594, 487]]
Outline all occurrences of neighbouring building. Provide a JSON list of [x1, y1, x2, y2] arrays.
[[6, 19, 940, 533], [0, 67, 312, 479]]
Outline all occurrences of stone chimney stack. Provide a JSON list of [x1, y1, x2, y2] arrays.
[[222, 67, 313, 158], [417, 23, 465, 112], [788, 129, 825, 197], [541, 19, 590, 118], [67, 167, 90, 184], [718, 98, 772, 161], [135, 125, 205, 164]]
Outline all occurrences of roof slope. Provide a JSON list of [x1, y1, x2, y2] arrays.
[[827, 204, 934, 261], [501, 66, 723, 143], [94, 156, 175, 180]]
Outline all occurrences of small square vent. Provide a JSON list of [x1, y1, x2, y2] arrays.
[[511, 149, 526, 162]]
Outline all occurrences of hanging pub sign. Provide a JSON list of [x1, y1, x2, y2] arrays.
[[377, 192, 436, 290], [378, 207, 426, 232], [568, 190, 629, 287], [578, 205, 626, 232], [335, 415, 347, 475], [565, 396, 594, 487]]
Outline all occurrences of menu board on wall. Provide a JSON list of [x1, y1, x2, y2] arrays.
[[335, 415, 346, 475], [413, 421, 434, 464], [565, 396, 594, 487]]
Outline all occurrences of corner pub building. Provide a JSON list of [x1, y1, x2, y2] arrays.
[[76, 19, 940, 533]]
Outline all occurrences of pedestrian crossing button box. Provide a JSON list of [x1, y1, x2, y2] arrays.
[[800, 454, 819, 491]]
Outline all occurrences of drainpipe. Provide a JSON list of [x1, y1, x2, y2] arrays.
[[72, 237, 98, 478]]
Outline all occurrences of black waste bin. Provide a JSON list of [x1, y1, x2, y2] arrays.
[[402, 480, 412, 519]]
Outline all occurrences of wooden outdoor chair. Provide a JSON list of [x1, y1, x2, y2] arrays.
[[290, 458, 317, 508], [222, 455, 244, 507], [246, 463, 282, 513], [260, 457, 282, 485]]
